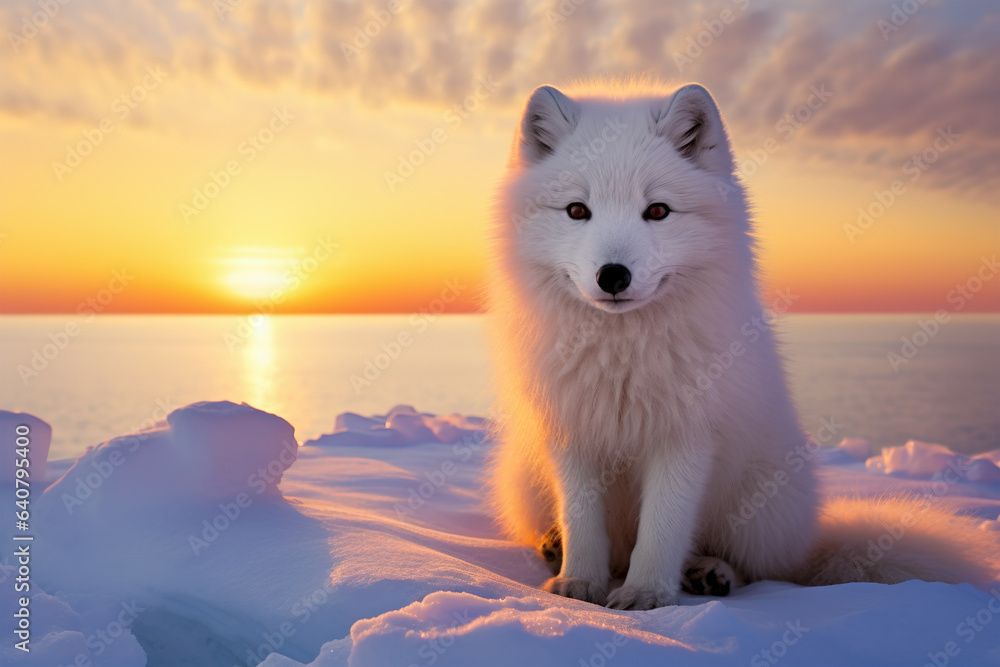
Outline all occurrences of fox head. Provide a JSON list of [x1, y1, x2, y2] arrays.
[[499, 83, 753, 315]]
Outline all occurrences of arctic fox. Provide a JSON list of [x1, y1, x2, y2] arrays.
[[486, 81, 998, 610]]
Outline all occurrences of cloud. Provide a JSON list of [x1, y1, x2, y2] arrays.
[[1, 0, 996, 194]]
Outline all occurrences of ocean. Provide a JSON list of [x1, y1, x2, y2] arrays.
[[2, 314, 997, 460]]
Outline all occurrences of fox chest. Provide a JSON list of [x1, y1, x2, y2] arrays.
[[540, 330, 705, 453]]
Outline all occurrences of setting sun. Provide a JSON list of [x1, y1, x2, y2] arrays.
[[218, 247, 315, 301], [223, 264, 293, 300]]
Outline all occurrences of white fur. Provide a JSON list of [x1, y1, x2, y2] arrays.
[[486, 81, 999, 610]]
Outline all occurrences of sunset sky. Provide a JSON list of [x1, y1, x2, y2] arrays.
[[0, 0, 997, 314]]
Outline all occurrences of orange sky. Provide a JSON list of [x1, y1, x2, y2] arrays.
[[1, 0, 997, 314]]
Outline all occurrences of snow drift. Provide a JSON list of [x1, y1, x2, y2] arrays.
[[1, 402, 998, 666]]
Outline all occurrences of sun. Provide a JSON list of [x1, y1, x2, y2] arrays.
[[225, 268, 290, 299], [220, 249, 298, 300]]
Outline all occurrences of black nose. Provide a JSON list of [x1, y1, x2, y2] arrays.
[[596, 264, 631, 295]]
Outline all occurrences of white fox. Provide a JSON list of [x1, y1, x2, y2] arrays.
[[486, 81, 998, 610]]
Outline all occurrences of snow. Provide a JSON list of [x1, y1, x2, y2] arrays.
[[2, 402, 999, 666], [1, 411, 50, 483], [865, 440, 1000, 484]]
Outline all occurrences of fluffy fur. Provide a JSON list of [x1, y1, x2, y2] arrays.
[[485, 80, 999, 610]]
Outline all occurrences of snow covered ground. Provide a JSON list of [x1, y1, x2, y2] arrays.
[[2, 402, 999, 666]]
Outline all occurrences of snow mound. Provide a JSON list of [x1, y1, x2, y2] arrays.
[[0, 410, 51, 483], [865, 440, 1000, 484], [290, 583, 1000, 667], [0, 592, 146, 665], [6, 402, 332, 666], [304, 405, 487, 447], [34, 401, 298, 527], [3, 404, 999, 666], [834, 437, 872, 461]]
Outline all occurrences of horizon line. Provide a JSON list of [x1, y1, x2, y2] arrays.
[[2, 309, 998, 316]]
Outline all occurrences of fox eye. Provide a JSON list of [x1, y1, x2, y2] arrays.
[[566, 202, 591, 220], [643, 203, 671, 221]]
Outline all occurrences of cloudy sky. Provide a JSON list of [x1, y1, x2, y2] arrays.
[[1, 0, 997, 313]]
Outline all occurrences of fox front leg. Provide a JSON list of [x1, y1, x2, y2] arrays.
[[606, 441, 712, 610], [542, 452, 610, 605]]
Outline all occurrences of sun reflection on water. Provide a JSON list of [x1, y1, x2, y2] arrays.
[[243, 315, 276, 411]]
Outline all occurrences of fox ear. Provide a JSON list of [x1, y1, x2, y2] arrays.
[[654, 84, 732, 173], [519, 85, 580, 164]]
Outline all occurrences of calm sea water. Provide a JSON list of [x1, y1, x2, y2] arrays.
[[1, 314, 997, 460]]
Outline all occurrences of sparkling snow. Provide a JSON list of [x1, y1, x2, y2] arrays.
[[1, 403, 999, 666]]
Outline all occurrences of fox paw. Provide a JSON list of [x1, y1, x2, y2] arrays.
[[682, 556, 739, 596], [606, 584, 676, 610], [538, 525, 563, 575], [542, 577, 607, 605]]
